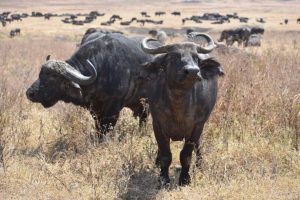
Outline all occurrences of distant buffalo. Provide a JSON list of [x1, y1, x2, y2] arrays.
[[171, 11, 181, 16], [10, 28, 21, 37], [219, 26, 263, 47]]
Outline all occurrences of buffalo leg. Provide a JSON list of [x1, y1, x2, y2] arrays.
[[179, 141, 194, 186], [153, 124, 172, 187], [96, 114, 119, 134], [193, 125, 204, 169], [195, 140, 203, 169], [92, 102, 122, 140], [131, 99, 149, 128], [155, 148, 161, 167]]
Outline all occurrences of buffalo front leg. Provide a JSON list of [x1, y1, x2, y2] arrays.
[[91, 105, 121, 141], [195, 140, 203, 169], [155, 148, 161, 167], [95, 114, 119, 135], [179, 141, 195, 186], [153, 124, 172, 187]]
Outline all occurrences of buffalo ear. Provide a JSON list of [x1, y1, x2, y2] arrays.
[[46, 55, 51, 61], [199, 58, 224, 79], [141, 54, 167, 71], [139, 54, 167, 81], [66, 82, 82, 99]]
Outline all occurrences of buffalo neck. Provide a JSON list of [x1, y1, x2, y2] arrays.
[[163, 79, 197, 114]]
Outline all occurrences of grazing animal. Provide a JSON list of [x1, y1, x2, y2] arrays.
[[239, 17, 249, 23], [256, 18, 265, 23], [219, 27, 252, 47], [171, 11, 181, 16], [44, 13, 53, 20], [284, 19, 288, 25], [10, 28, 21, 37], [297, 18, 300, 24], [11, 14, 22, 21], [140, 33, 224, 186], [155, 11, 166, 16], [26, 34, 156, 138], [1, 20, 6, 27], [250, 26, 264, 35], [32, 12, 43, 17], [141, 12, 147, 17], [110, 14, 122, 20]]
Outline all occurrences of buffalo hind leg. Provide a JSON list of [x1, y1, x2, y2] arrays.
[[179, 141, 195, 186]]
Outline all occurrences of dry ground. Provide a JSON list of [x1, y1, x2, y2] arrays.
[[0, 0, 300, 199]]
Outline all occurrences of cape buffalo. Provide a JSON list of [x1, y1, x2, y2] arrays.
[[219, 27, 251, 47], [26, 34, 155, 138], [140, 33, 224, 186]]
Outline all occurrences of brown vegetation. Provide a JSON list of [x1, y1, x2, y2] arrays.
[[0, 30, 299, 199], [0, 0, 300, 199]]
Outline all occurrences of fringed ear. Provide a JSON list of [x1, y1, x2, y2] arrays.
[[138, 54, 167, 81], [199, 58, 224, 79], [66, 81, 82, 99], [141, 54, 167, 71]]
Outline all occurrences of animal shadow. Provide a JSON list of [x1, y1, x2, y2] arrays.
[[121, 169, 159, 200]]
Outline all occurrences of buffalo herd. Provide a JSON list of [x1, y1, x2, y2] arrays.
[[1, 8, 296, 187], [219, 26, 264, 47]]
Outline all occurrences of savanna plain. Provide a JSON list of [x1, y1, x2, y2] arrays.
[[0, 0, 300, 199]]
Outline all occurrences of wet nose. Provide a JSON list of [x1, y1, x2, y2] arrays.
[[184, 65, 200, 75], [26, 89, 35, 100]]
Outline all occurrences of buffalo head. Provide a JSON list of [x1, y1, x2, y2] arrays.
[[26, 59, 97, 108], [141, 33, 224, 88]]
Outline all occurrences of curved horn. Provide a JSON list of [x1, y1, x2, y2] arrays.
[[141, 37, 172, 54], [63, 59, 97, 86], [46, 59, 97, 86], [189, 32, 217, 53]]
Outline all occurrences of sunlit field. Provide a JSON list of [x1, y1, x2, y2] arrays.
[[0, 0, 300, 199]]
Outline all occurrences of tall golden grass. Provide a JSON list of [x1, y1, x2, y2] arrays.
[[0, 30, 299, 199]]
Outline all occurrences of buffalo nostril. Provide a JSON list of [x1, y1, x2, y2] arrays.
[[187, 68, 200, 75], [26, 90, 35, 99]]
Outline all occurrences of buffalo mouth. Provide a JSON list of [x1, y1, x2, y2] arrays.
[[41, 100, 57, 108]]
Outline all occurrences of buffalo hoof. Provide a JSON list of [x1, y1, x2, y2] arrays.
[[179, 174, 191, 186], [195, 161, 203, 170], [158, 176, 170, 189]]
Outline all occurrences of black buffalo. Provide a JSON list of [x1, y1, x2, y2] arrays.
[[140, 33, 224, 186], [10, 28, 21, 37], [171, 11, 181, 16], [11, 14, 22, 21], [26, 34, 155, 138], [250, 26, 264, 35], [219, 27, 253, 47]]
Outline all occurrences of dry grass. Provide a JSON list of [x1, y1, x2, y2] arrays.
[[1, 1, 300, 199]]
